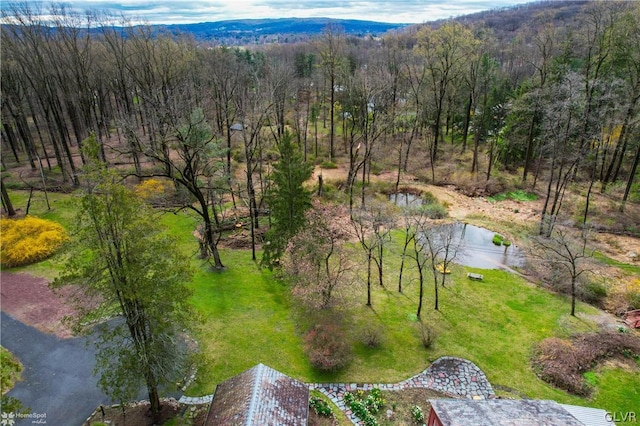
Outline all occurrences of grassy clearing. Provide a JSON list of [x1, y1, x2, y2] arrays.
[[171, 205, 637, 416], [589, 365, 640, 426], [6, 190, 639, 418], [487, 189, 538, 203], [594, 251, 640, 275]]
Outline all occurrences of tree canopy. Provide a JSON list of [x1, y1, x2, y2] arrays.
[[54, 166, 196, 419]]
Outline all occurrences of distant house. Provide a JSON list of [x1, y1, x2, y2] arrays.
[[205, 363, 309, 426], [427, 399, 615, 426]]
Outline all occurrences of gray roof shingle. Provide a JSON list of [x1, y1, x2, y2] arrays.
[[206, 363, 309, 426], [429, 399, 588, 426]]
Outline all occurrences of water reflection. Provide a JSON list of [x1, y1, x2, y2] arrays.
[[452, 223, 525, 269], [392, 191, 525, 270], [390, 192, 422, 206]]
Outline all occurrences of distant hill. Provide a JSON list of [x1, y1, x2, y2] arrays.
[[150, 18, 409, 44], [430, 1, 590, 41]]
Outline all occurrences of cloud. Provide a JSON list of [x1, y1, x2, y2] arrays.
[[4, 0, 533, 24]]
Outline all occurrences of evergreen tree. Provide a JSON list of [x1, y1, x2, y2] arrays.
[[54, 143, 196, 420], [262, 131, 313, 268]]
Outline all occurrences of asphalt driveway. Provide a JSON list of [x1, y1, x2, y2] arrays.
[[1, 311, 111, 426]]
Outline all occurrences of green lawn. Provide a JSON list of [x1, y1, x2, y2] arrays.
[[590, 365, 640, 424], [5, 189, 639, 421]]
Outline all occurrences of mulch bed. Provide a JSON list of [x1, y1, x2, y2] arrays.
[[0, 271, 77, 338], [84, 399, 208, 426]]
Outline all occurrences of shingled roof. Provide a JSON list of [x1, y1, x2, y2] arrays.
[[205, 363, 309, 426], [428, 399, 612, 426]]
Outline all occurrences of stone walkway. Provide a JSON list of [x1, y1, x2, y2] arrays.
[[179, 394, 213, 405], [309, 356, 495, 425], [179, 356, 495, 425]]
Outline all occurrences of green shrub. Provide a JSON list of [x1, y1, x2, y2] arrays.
[[492, 234, 504, 246], [343, 389, 384, 426], [309, 396, 333, 417], [630, 182, 640, 203], [487, 193, 508, 202], [231, 148, 245, 163], [421, 191, 437, 205], [508, 190, 538, 202], [369, 162, 383, 175], [579, 280, 608, 305], [488, 190, 537, 203], [503, 240, 512, 247], [366, 388, 385, 414], [0, 216, 68, 267], [320, 160, 337, 169], [422, 203, 448, 219], [1, 346, 22, 393], [411, 405, 424, 423]]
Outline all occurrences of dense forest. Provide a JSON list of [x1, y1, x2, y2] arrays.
[[2, 2, 640, 423], [1, 0, 639, 248]]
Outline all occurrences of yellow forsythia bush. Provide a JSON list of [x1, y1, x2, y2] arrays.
[[134, 178, 172, 202], [0, 216, 69, 268]]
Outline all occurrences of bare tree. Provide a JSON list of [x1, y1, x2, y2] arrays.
[[316, 24, 346, 161], [538, 72, 584, 237], [397, 207, 415, 293], [406, 208, 432, 318], [532, 227, 593, 316], [234, 52, 273, 261], [351, 202, 394, 306], [415, 22, 476, 179], [140, 108, 228, 269], [421, 221, 464, 310], [283, 204, 353, 310], [1, 178, 16, 217]]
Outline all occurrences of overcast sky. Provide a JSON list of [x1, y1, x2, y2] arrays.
[[10, 0, 535, 24]]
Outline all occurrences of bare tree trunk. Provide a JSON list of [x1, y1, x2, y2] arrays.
[[620, 141, 640, 212], [1, 179, 16, 217]]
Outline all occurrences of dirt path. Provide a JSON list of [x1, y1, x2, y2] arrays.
[[0, 271, 76, 338]]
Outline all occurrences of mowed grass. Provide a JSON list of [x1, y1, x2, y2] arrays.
[[6, 190, 639, 417], [589, 365, 640, 426]]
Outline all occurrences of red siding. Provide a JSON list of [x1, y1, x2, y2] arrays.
[[427, 408, 443, 426]]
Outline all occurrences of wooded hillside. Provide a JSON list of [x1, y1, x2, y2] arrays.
[[1, 1, 639, 241]]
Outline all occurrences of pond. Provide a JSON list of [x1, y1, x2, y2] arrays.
[[452, 223, 525, 270], [390, 192, 422, 206], [390, 191, 525, 270]]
